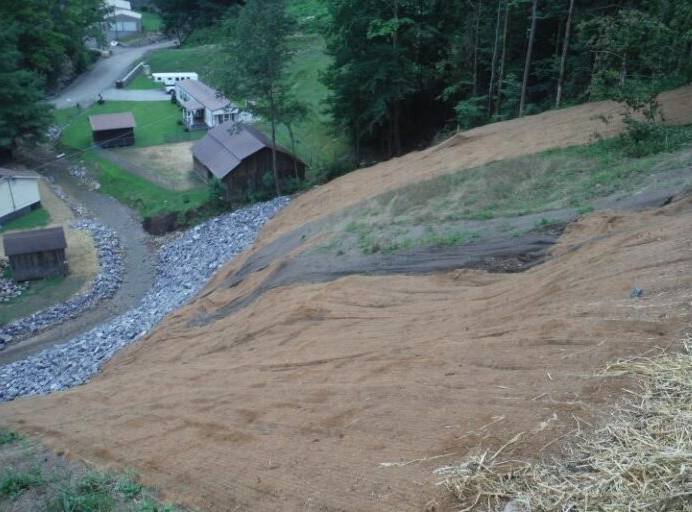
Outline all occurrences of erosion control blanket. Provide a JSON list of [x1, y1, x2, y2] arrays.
[[2, 87, 692, 511]]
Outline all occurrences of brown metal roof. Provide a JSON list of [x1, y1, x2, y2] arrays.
[[88, 112, 136, 131], [0, 167, 39, 179], [177, 80, 231, 112], [191, 123, 301, 180], [3, 227, 67, 257]]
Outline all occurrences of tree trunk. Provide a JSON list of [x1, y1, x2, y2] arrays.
[[287, 124, 299, 181], [393, 101, 402, 156], [270, 94, 281, 197], [472, 1, 481, 97], [555, 0, 575, 108], [519, 0, 539, 117], [488, 0, 503, 113], [494, 1, 510, 115]]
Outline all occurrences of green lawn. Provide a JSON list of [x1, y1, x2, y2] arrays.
[[89, 155, 209, 218], [0, 208, 50, 233], [0, 275, 86, 326], [126, 73, 163, 90], [145, 45, 227, 88], [55, 102, 209, 218], [55, 101, 203, 149], [141, 11, 162, 32]]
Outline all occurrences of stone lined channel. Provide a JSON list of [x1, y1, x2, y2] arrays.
[[0, 197, 289, 401]]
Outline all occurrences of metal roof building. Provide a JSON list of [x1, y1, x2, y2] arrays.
[[88, 112, 136, 148], [3, 227, 68, 281], [191, 123, 305, 199]]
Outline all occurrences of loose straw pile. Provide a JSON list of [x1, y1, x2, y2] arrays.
[[436, 335, 692, 511]]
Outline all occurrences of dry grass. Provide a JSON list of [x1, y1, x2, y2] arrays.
[[114, 142, 202, 192], [436, 335, 692, 511]]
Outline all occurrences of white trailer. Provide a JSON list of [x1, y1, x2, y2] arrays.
[[151, 72, 199, 93]]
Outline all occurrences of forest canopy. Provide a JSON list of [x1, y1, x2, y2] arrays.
[[321, 0, 692, 158]]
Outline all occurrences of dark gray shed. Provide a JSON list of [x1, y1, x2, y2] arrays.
[[3, 227, 68, 281], [89, 112, 136, 148]]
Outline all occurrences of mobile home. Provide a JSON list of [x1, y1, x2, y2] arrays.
[[152, 72, 199, 93]]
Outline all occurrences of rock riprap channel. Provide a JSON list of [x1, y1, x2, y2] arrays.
[[0, 197, 289, 401], [0, 219, 123, 349]]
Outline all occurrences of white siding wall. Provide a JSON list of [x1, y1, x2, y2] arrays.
[[204, 108, 214, 127], [0, 178, 40, 219]]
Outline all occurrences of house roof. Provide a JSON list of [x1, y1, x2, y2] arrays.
[[192, 122, 301, 180], [113, 8, 142, 19], [89, 112, 136, 131], [177, 80, 231, 112], [3, 227, 67, 257], [106, 0, 131, 9], [0, 168, 39, 180]]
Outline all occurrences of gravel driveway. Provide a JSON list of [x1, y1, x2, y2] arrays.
[[51, 40, 176, 110]]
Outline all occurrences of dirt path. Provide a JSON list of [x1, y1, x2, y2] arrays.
[[0, 157, 156, 366]]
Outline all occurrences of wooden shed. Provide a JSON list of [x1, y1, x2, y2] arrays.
[[89, 112, 136, 148], [2, 227, 68, 282], [191, 123, 305, 199]]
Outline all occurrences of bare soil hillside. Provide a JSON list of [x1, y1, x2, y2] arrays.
[[2, 87, 692, 512]]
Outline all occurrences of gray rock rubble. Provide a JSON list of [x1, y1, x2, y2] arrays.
[[0, 197, 289, 401]]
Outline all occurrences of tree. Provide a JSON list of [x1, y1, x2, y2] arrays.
[[0, 0, 106, 88], [487, 0, 504, 112], [519, 0, 539, 116], [0, 24, 53, 157], [555, 0, 575, 108], [222, 0, 295, 197], [154, 0, 244, 42], [277, 91, 308, 181]]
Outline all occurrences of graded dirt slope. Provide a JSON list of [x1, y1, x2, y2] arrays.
[[261, 86, 692, 244], [3, 198, 692, 511], [2, 88, 692, 512]]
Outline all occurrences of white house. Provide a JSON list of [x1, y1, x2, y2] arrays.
[[175, 80, 242, 131], [151, 72, 199, 93], [104, 0, 142, 40], [0, 169, 41, 225]]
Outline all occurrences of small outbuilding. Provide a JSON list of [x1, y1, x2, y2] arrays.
[[89, 112, 136, 148], [0, 168, 41, 225], [3, 227, 68, 282], [191, 123, 306, 199]]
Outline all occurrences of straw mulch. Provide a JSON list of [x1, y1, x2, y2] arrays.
[[436, 335, 692, 512]]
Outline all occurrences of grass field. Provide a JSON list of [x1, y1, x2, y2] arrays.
[[89, 155, 209, 218], [145, 45, 227, 88], [325, 125, 692, 254], [0, 208, 50, 234], [126, 73, 163, 90], [0, 275, 87, 327], [141, 11, 162, 32], [55, 101, 203, 149]]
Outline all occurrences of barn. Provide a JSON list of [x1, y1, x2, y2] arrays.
[[2, 227, 68, 282], [191, 123, 305, 199], [89, 112, 136, 148]]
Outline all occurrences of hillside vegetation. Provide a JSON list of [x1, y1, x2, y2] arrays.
[[324, 125, 692, 254]]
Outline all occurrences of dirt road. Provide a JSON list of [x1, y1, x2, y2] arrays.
[[51, 41, 176, 110], [0, 160, 156, 366]]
